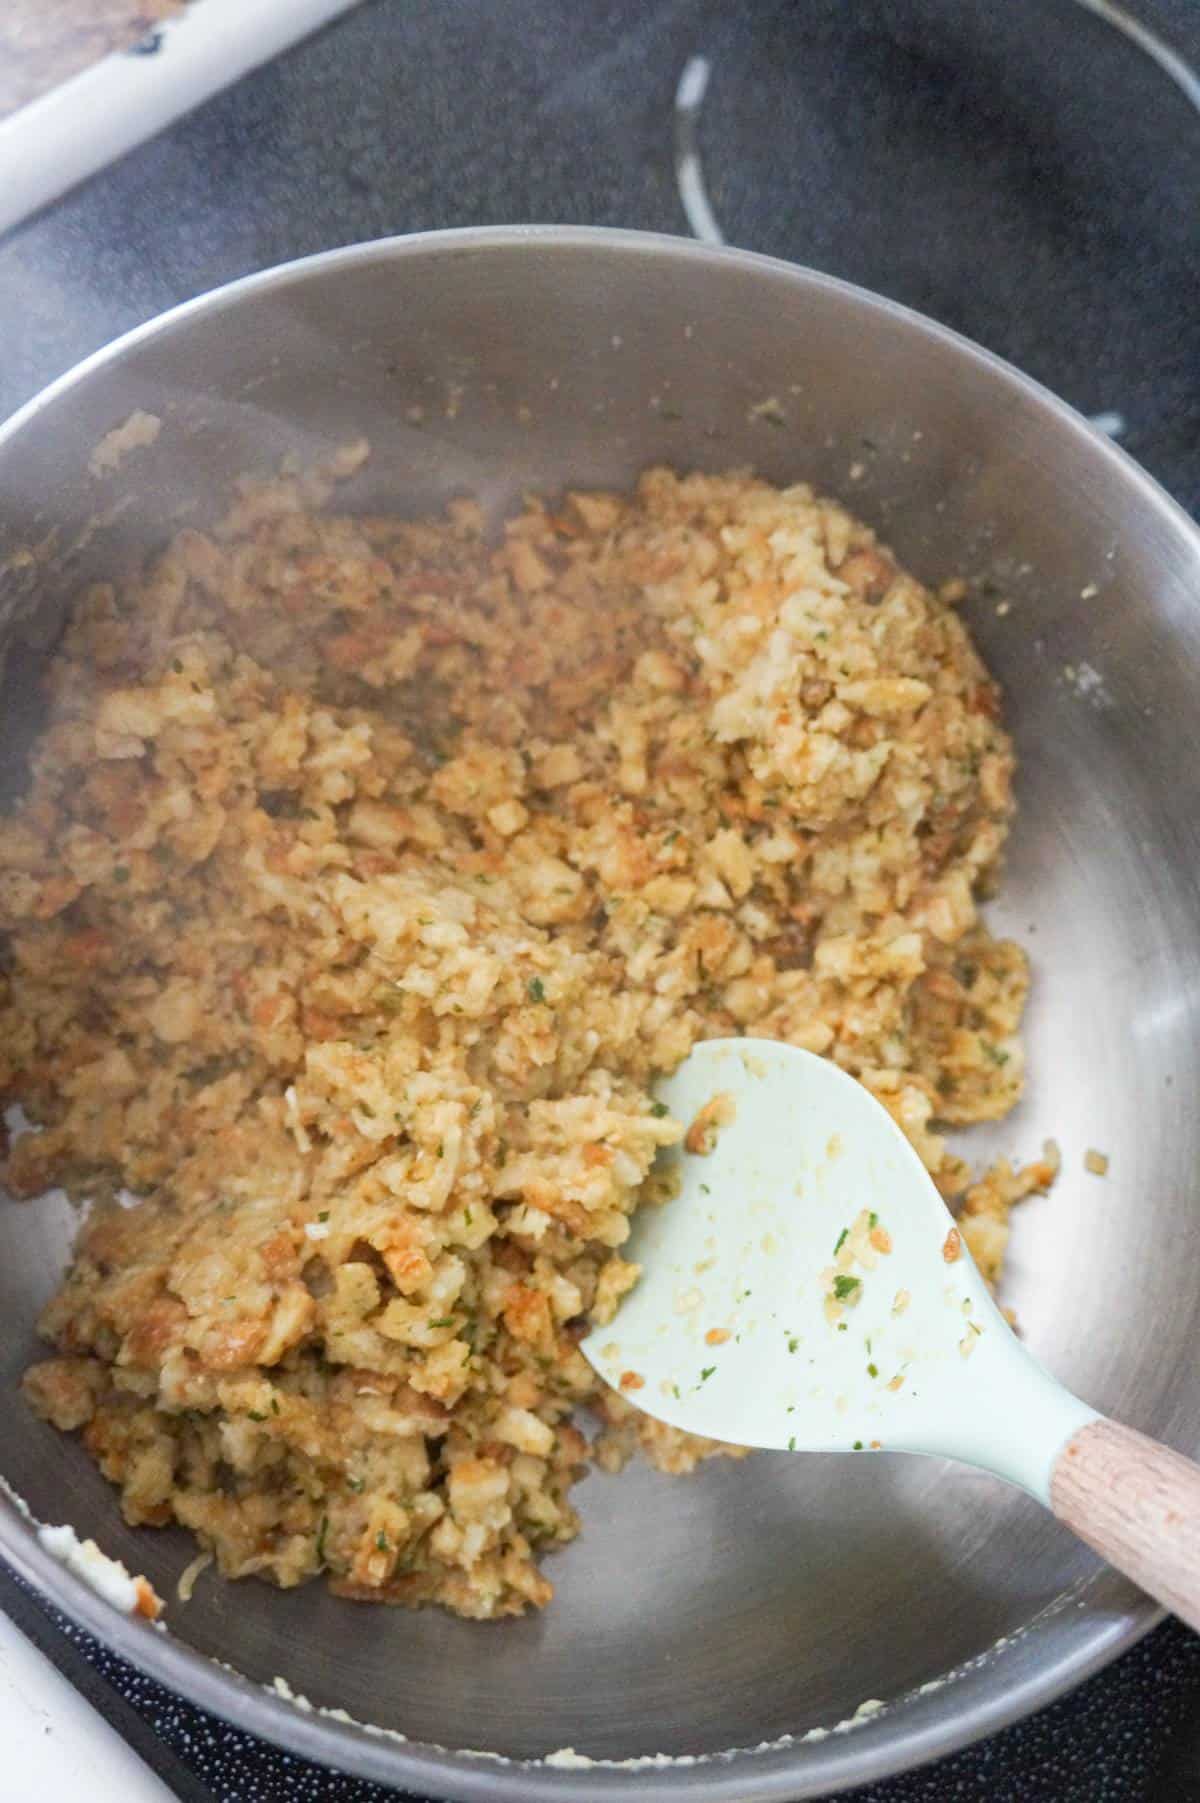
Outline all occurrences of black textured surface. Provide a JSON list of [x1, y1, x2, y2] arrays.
[[1, 2, 1198, 1799]]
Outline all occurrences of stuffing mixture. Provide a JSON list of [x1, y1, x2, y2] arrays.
[[0, 454, 1055, 1619]]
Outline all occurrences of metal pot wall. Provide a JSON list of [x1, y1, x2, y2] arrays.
[[2, 226, 1199, 1800]]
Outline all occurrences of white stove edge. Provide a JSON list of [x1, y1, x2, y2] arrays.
[[0, 1607, 171, 1797]]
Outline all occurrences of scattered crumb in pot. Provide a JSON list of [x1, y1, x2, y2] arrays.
[[87, 408, 162, 479], [176, 1547, 213, 1602], [37, 1520, 163, 1619], [1084, 1147, 1109, 1177], [0, 452, 1047, 1619]]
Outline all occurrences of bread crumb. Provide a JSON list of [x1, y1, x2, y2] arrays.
[[684, 1092, 736, 1156], [88, 409, 161, 478]]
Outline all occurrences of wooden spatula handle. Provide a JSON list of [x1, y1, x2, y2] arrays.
[[1050, 1418, 1200, 1632]]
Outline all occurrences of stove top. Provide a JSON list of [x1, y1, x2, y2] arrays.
[[0, 2, 1197, 1798], [673, 0, 1199, 496]]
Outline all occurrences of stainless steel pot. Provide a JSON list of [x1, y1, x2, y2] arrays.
[[2, 226, 1199, 1800]]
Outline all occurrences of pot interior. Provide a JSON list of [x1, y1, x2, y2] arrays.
[[1, 232, 1197, 1780]]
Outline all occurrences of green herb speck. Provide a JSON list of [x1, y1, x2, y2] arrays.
[[650, 1101, 670, 1118], [834, 1227, 848, 1254], [699, 1365, 716, 1384], [527, 977, 547, 1004], [376, 1531, 389, 1552], [833, 1275, 861, 1302]]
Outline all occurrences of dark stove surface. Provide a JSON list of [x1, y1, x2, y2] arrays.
[[1, 2, 1198, 1798]]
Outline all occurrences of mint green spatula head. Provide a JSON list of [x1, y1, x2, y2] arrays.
[[583, 1038, 1093, 1501], [584, 1042, 1200, 1632]]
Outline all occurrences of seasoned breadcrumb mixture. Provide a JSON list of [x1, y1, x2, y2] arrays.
[[0, 455, 1053, 1619]]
